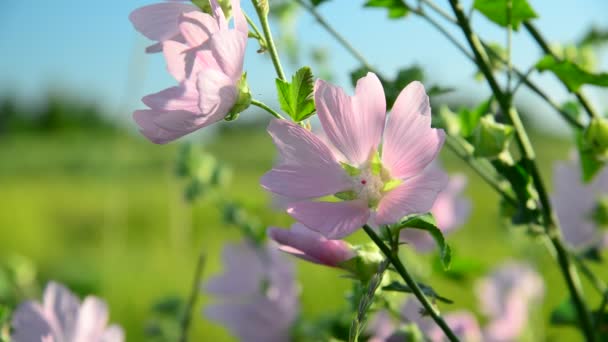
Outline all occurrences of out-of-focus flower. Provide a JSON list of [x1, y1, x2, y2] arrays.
[[268, 223, 356, 267], [11, 282, 124, 342], [370, 262, 543, 342], [131, 0, 250, 144], [261, 73, 447, 239], [552, 157, 608, 250], [476, 262, 544, 342], [204, 240, 299, 342], [400, 168, 470, 252]]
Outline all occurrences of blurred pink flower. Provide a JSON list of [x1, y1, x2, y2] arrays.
[[476, 262, 544, 342], [552, 158, 608, 250], [268, 223, 356, 267], [261, 73, 447, 239], [400, 167, 470, 252], [204, 241, 299, 342], [11, 282, 124, 342], [132, 0, 249, 144]]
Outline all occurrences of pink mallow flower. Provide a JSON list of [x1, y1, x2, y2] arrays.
[[11, 282, 124, 342], [552, 157, 608, 251], [261, 73, 447, 239], [400, 167, 470, 252], [268, 223, 356, 267], [131, 0, 250, 144], [205, 240, 299, 342]]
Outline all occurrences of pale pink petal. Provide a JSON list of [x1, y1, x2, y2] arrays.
[[376, 167, 448, 225], [210, 0, 228, 29], [133, 109, 213, 144], [260, 120, 351, 199], [230, 0, 249, 36], [382, 81, 446, 180], [129, 3, 198, 41], [268, 223, 356, 267], [163, 40, 207, 82], [43, 282, 80, 341], [287, 200, 370, 239], [207, 30, 247, 81], [196, 68, 238, 118], [315, 74, 385, 165], [142, 84, 200, 113], [101, 325, 125, 342], [425, 311, 483, 342], [72, 297, 109, 341], [178, 11, 219, 47], [11, 302, 53, 342], [433, 174, 470, 230]]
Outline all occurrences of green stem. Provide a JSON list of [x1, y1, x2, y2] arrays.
[[244, 13, 265, 41], [178, 252, 207, 342], [252, 1, 286, 80], [506, 0, 513, 95], [523, 21, 599, 120], [573, 253, 607, 296], [251, 99, 285, 120], [296, 0, 379, 77], [446, 2, 596, 340], [363, 225, 460, 342]]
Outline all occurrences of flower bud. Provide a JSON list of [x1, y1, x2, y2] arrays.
[[339, 243, 384, 282], [582, 117, 608, 160], [472, 115, 514, 158], [225, 73, 252, 121]]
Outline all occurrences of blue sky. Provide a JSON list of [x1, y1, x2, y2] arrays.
[[1, 0, 607, 131]]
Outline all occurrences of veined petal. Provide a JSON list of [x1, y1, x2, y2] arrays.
[[315, 74, 385, 166], [142, 84, 200, 113], [375, 167, 447, 225], [208, 30, 247, 81], [231, 0, 248, 36], [260, 120, 351, 199], [43, 282, 80, 341], [196, 68, 238, 119], [72, 298, 109, 342], [129, 3, 198, 41], [210, 0, 228, 30], [287, 200, 370, 239], [178, 11, 219, 47], [382, 81, 445, 180], [133, 109, 213, 144], [163, 40, 194, 82]]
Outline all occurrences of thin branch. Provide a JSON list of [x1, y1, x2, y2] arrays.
[[178, 252, 207, 342], [251, 99, 285, 120]]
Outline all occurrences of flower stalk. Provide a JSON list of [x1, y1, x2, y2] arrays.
[[252, 0, 286, 80]]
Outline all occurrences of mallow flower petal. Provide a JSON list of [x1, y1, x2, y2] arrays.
[[260, 120, 351, 199], [208, 30, 247, 81], [133, 109, 211, 144], [101, 325, 125, 342], [11, 302, 53, 342], [178, 11, 219, 47], [72, 298, 109, 342], [129, 3, 198, 41], [315, 74, 385, 166], [287, 200, 370, 239], [196, 68, 238, 119], [382, 81, 445, 180], [142, 84, 200, 112], [375, 167, 448, 225], [231, 0, 249, 36], [43, 281, 80, 341], [210, 0, 228, 30]]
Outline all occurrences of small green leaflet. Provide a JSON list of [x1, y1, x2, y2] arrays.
[[395, 213, 452, 269], [473, 0, 537, 30], [536, 55, 608, 92], [275, 67, 316, 122], [364, 0, 409, 19], [383, 281, 454, 304]]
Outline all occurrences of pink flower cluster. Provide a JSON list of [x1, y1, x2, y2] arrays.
[[11, 282, 123, 342], [130, 0, 248, 143]]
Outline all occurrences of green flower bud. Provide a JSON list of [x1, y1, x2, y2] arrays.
[[338, 243, 384, 282], [192, 0, 232, 18], [472, 115, 514, 158], [582, 117, 608, 160], [225, 73, 252, 121]]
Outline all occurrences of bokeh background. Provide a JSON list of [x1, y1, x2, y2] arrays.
[[1, 0, 608, 341]]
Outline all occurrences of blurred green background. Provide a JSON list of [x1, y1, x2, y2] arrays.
[[0, 94, 606, 341]]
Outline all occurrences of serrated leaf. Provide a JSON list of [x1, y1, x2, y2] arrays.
[[536, 55, 608, 91], [395, 213, 452, 269], [473, 0, 537, 30], [275, 67, 316, 122], [383, 281, 454, 304], [364, 0, 409, 19]]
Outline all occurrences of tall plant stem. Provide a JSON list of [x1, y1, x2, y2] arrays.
[[251, 99, 285, 120], [252, 1, 286, 80], [295, 0, 379, 77], [178, 252, 207, 342], [447, 1, 596, 340], [523, 21, 599, 120], [363, 225, 459, 342]]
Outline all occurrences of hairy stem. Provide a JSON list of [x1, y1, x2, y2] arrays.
[[251, 99, 285, 120], [363, 225, 459, 342], [252, 1, 286, 80], [523, 21, 599, 120], [179, 252, 207, 342]]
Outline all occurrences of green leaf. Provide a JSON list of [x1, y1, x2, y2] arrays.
[[579, 27, 608, 47], [536, 55, 608, 91], [459, 100, 491, 138], [577, 130, 606, 183], [275, 66, 316, 122], [395, 213, 452, 269], [493, 159, 541, 225], [550, 298, 577, 326], [473, 0, 537, 30], [383, 281, 454, 304], [472, 115, 514, 158], [152, 296, 184, 317], [364, 0, 409, 19]]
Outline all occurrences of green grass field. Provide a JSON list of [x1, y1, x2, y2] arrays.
[[0, 126, 604, 341]]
